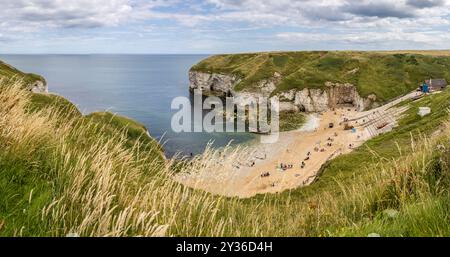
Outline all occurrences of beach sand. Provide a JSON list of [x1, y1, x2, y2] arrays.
[[176, 91, 417, 198]]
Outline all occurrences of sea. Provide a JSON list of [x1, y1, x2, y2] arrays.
[[0, 54, 256, 157]]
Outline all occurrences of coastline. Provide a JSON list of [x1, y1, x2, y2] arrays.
[[176, 93, 414, 198]]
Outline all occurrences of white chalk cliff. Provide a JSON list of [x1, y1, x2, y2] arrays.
[[30, 80, 48, 93], [189, 71, 378, 112]]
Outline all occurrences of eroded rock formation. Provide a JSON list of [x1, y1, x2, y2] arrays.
[[189, 71, 378, 113], [30, 80, 48, 93]]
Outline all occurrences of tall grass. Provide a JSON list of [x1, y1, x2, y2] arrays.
[[0, 79, 231, 236], [1, 79, 449, 237]]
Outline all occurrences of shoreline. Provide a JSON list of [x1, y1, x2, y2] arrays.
[[175, 92, 418, 198]]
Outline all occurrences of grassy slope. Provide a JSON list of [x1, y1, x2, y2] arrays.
[[26, 92, 162, 154], [191, 51, 450, 102], [84, 112, 164, 154], [0, 65, 165, 236], [0, 92, 165, 236], [377, 50, 450, 57], [0, 60, 46, 87], [279, 111, 306, 132]]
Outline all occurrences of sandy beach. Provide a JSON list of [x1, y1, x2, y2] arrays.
[[176, 91, 418, 198]]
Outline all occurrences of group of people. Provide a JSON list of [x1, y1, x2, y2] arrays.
[[260, 172, 270, 178], [314, 147, 326, 152], [300, 151, 312, 169], [260, 110, 359, 181], [280, 163, 294, 171], [326, 137, 334, 147]]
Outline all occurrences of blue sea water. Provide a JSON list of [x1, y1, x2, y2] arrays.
[[0, 54, 256, 157]]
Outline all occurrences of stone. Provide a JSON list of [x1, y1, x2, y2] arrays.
[[189, 71, 239, 96], [30, 80, 48, 93], [278, 89, 296, 101]]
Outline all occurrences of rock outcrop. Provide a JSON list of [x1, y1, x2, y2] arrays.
[[295, 88, 329, 112], [189, 71, 278, 98], [189, 71, 378, 113], [189, 71, 239, 96], [30, 80, 48, 93]]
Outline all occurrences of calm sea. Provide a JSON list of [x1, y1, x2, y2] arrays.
[[0, 55, 256, 157]]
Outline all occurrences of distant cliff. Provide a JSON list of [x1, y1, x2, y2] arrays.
[[189, 51, 450, 112], [0, 58, 162, 156], [189, 71, 378, 112], [0, 60, 47, 93]]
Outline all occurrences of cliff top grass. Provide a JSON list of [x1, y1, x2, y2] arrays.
[[84, 112, 164, 153], [0, 60, 46, 87], [191, 51, 450, 102], [377, 50, 450, 57]]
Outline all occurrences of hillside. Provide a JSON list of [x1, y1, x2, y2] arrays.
[[191, 51, 450, 102], [1, 60, 449, 237], [0, 60, 46, 91], [0, 64, 166, 236]]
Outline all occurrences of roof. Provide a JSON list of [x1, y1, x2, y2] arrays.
[[425, 79, 447, 88]]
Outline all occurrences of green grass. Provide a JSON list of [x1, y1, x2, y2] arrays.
[[28, 93, 82, 119], [340, 197, 450, 236], [83, 112, 164, 155], [279, 111, 306, 132], [0, 81, 166, 236], [191, 51, 450, 102], [0, 60, 46, 88], [25, 91, 162, 155]]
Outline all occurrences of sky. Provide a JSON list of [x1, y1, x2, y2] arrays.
[[1, 0, 450, 54]]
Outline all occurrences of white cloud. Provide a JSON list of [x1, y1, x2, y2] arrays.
[[277, 30, 450, 48], [2, 0, 450, 32], [1, 0, 450, 52], [0, 0, 139, 30]]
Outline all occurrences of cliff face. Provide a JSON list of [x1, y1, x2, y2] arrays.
[[189, 71, 239, 96], [30, 80, 48, 93], [189, 71, 378, 112]]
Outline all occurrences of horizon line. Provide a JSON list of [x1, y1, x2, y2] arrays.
[[1, 49, 450, 56]]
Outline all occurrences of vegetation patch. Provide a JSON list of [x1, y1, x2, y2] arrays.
[[0, 61, 46, 88], [191, 51, 450, 102], [279, 111, 306, 132]]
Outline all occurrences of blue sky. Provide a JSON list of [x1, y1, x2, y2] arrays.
[[1, 0, 450, 54]]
